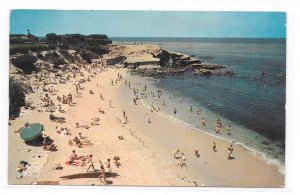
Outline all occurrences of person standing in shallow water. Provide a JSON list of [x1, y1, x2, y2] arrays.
[[226, 125, 231, 135], [201, 118, 206, 127], [174, 108, 177, 115]]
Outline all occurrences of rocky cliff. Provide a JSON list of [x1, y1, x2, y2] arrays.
[[105, 44, 230, 77], [9, 33, 112, 118]]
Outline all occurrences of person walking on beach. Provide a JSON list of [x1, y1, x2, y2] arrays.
[[87, 154, 96, 172], [105, 159, 111, 177], [109, 100, 112, 108], [194, 148, 200, 158], [213, 142, 217, 152], [227, 144, 234, 159], [147, 114, 151, 123], [99, 160, 107, 184], [201, 118, 206, 127], [100, 93, 104, 100], [76, 85, 79, 94], [174, 108, 177, 115]]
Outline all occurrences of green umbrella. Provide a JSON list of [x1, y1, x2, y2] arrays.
[[20, 123, 44, 141]]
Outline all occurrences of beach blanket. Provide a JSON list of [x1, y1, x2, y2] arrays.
[[16, 152, 48, 179]]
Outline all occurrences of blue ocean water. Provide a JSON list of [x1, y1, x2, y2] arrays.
[[113, 37, 286, 166]]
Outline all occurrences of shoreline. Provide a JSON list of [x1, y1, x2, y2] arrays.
[[115, 69, 285, 187], [126, 72, 285, 173]]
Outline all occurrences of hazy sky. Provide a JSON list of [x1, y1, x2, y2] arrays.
[[10, 10, 286, 38]]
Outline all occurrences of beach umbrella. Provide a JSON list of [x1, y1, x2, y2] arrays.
[[20, 123, 44, 142]]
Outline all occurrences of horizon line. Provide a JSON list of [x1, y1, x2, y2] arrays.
[[11, 34, 285, 39]]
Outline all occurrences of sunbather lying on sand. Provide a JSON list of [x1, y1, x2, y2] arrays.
[[49, 114, 65, 122], [99, 108, 105, 114], [75, 122, 90, 129]]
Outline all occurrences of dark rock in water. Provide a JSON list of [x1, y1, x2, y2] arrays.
[[192, 63, 224, 70], [193, 69, 214, 76]]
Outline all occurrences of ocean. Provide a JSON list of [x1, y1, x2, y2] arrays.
[[112, 37, 286, 169]]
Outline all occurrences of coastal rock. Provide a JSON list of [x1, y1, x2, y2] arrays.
[[9, 78, 26, 119], [191, 63, 225, 70], [193, 69, 214, 76], [10, 54, 39, 74], [106, 56, 127, 65], [193, 68, 234, 76]]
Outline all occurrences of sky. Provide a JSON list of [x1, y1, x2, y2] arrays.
[[10, 10, 286, 38]]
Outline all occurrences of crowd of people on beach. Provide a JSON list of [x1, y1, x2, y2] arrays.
[[66, 150, 121, 184], [16, 57, 238, 185], [122, 77, 237, 169]]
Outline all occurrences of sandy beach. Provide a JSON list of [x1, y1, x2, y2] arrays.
[[8, 64, 284, 187]]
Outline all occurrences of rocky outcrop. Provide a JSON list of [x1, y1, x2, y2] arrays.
[[193, 68, 234, 76], [106, 56, 127, 65], [9, 78, 27, 119], [44, 51, 67, 68], [107, 44, 232, 77], [10, 54, 39, 74], [131, 65, 188, 77], [191, 63, 225, 70], [155, 50, 201, 67]]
